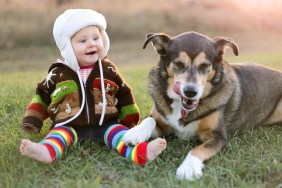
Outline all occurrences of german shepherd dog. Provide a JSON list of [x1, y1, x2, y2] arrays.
[[122, 31, 282, 180]]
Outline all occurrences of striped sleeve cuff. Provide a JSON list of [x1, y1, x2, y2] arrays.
[[22, 116, 43, 134]]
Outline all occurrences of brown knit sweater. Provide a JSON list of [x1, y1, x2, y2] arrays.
[[22, 58, 140, 134]]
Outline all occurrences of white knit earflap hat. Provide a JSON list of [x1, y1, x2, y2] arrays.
[[53, 9, 110, 72], [53, 9, 110, 126]]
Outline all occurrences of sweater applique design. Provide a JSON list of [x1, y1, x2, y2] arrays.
[[107, 66, 117, 75], [47, 80, 80, 121], [43, 67, 57, 88], [92, 78, 119, 115]]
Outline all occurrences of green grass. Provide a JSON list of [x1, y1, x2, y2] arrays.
[[227, 49, 282, 70], [0, 61, 282, 188]]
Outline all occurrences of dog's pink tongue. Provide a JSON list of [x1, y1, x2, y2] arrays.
[[173, 82, 181, 95], [181, 109, 188, 118]]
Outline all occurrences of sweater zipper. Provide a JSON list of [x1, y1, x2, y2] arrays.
[[84, 82, 90, 124]]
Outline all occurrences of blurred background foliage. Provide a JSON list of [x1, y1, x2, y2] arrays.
[[0, 0, 281, 71], [1, 0, 282, 49]]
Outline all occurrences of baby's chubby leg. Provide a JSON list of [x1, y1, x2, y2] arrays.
[[104, 123, 167, 165], [20, 139, 52, 163], [20, 126, 77, 164]]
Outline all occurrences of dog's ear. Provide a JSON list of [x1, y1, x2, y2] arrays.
[[213, 37, 239, 57], [211, 37, 238, 86], [143, 33, 171, 56]]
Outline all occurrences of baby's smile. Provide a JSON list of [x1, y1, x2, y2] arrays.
[[86, 51, 97, 55]]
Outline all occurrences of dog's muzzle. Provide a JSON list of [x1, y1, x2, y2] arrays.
[[173, 82, 199, 111]]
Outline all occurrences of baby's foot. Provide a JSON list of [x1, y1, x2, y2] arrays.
[[19, 139, 52, 164], [147, 138, 167, 161]]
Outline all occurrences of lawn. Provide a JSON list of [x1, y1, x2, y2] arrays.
[[1, 0, 282, 187], [0, 57, 282, 187]]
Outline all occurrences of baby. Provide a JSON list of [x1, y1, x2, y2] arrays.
[[19, 9, 166, 165]]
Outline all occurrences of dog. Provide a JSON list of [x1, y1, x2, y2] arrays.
[[122, 31, 282, 180]]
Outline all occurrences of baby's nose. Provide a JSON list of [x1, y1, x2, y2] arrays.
[[87, 41, 96, 48]]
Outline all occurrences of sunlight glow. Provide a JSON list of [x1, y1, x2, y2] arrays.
[[234, 0, 282, 19]]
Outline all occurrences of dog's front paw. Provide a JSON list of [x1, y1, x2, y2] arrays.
[[176, 151, 204, 181], [122, 117, 156, 145]]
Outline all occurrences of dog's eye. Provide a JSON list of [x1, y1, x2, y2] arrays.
[[199, 62, 211, 71], [173, 61, 185, 69]]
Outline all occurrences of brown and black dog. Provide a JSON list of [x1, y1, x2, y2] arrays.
[[122, 31, 282, 180]]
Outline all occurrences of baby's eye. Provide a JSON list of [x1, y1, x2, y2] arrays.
[[79, 39, 86, 43]]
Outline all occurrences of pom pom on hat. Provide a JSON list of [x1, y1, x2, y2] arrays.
[[53, 9, 110, 71]]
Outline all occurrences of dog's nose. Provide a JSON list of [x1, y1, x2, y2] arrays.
[[183, 85, 198, 98]]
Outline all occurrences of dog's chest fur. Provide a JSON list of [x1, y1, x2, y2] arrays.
[[161, 100, 200, 140]]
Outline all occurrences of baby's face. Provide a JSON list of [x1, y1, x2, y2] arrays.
[[71, 25, 104, 67]]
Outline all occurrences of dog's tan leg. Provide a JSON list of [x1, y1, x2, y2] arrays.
[[176, 134, 226, 181], [191, 137, 226, 161], [192, 111, 227, 161], [176, 111, 227, 180], [266, 98, 282, 125]]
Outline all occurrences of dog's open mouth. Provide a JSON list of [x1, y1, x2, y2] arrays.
[[173, 82, 198, 111], [181, 97, 198, 111]]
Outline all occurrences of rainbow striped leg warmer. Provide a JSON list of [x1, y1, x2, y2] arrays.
[[39, 126, 78, 162], [104, 124, 148, 165]]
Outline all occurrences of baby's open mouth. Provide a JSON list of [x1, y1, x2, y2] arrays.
[[86, 51, 96, 55]]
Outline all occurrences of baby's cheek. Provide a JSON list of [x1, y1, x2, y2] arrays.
[[98, 49, 104, 58]]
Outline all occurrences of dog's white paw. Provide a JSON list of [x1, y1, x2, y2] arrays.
[[122, 117, 156, 145], [176, 151, 204, 181]]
